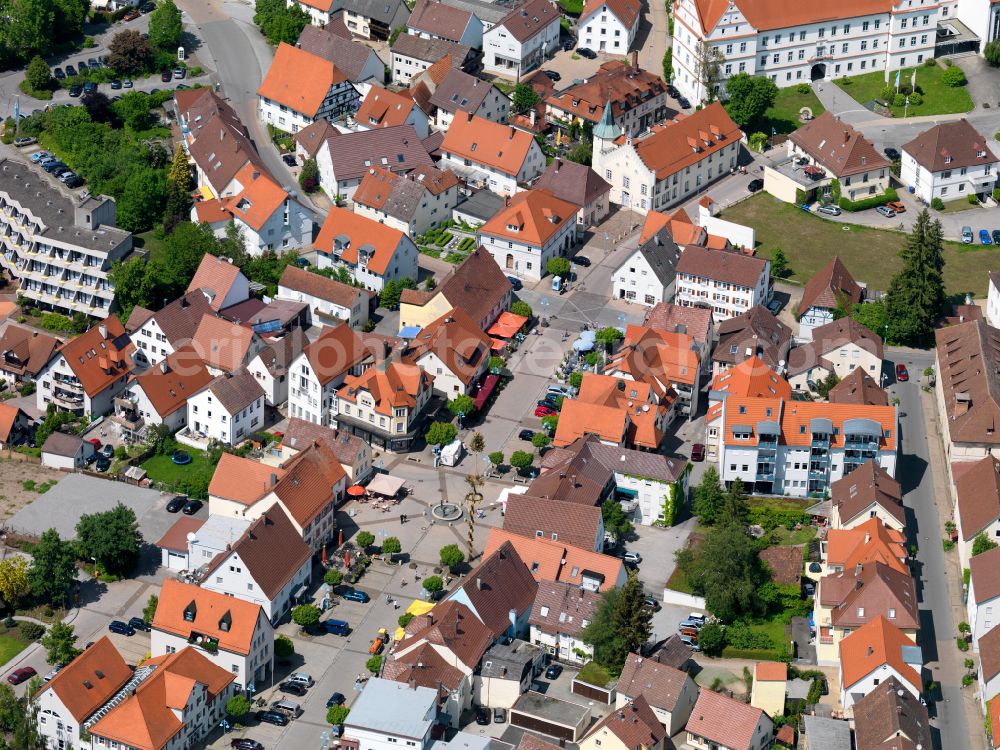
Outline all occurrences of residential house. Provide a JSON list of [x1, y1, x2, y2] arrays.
[[353, 165, 462, 238], [839, 616, 922, 710], [989, 272, 1000, 329], [382, 647, 470, 728], [534, 158, 612, 237], [955, 455, 1000, 568], [717, 397, 898, 497], [399, 246, 512, 333], [394, 599, 494, 676], [705, 357, 791, 459], [272, 416, 373, 483], [407, 0, 483, 47], [615, 652, 698, 735], [354, 87, 430, 138], [287, 323, 384, 426], [577, 0, 642, 53], [332, 360, 434, 451], [545, 58, 667, 137], [830, 459, 905, 531], [611, 215, 681, 305], [501, 494, 604, 551], [821, 518, 909, 578], [852, 676, 932, 750], [151, 579, 274, 689], [606, 325, 702, 420], [685, 689, 773, 750], [0, 403, 29, 449], [296, 23, 386, 84], [183, 370, 266, 446], [36, 318, 135, 418], [482, 0, 560, 78], [981, 626, 1000, 709], [277, 265, 372, 329], [529, 581, 601, 664], [797, 256, 864, 341], [814, 561, 918, 665], [315, 124, 434, 202], [787, 317, 885, 392], [390, 34, 474, 85], [40, 432, 94, 470], [197, 507, 312, 622], [749, 662, 786, 718], [186, 255, 251, 312], [245, 328, 309, 407], [901, 119, 999, 203], [477, 189, 577, 281], [485, 528, 627, 591], [0, 159, 133, 320], [765, 112, 891, 205], [643, 302, 714, 359], [118, 347, 213, 435], [474, 639, 545, 709], [294, 119, 341, 165], [428, 69, 510, 129], [0, 325, 58, 384], [190, 316, 267, 375], [444, 540, 538, 638], [127, 291, 215, 367], [712, 306, 792, 377], [257, 43, 359, 133], [342, 679, 437, 750], [440, 113, 546, 196], [675, 246, 771, 322], [555, 374, 672, 450], [341, 0, 411, 40], [402, 308, 490, 396], [967, 545, 1000, 648], [314, 206, 420, 293], [579, 696, 669, 750], [827, 367, 889, 406], [591, 102, 742, 214]]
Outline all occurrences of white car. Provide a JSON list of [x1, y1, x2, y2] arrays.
[[622, 551, 642, 564], [547, 385, 573, 397], [288, 672, 314, 687]]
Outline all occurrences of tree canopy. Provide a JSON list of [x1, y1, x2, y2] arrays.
[[108, 30, 154, 76], [884, 209, 945, 346], [511, 83, 541, 113], [440, 544, 464, 571], [28, 529, 77, 606], [724, 73, 779, 126], [448, 394, 476, 419], [601, 499, 633, 546], [148, 0, 183, 51], [76, 504, 143, 577], [0, 557, 30, 609], [582, 572, 651, 675], [0, 0, 88, 68], [426, 421, 457, 446], [40, 620, 81, 666], [253, 0, 310, 45]]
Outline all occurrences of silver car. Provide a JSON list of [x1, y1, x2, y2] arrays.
[[817, 204, 841, 216], [962, 226, 974, 244]]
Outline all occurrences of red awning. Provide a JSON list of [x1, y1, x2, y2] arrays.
[[347, 485, 366, 497], [473, 374, 500, 410], [490, 338, 507, 352], [487, 311, 529, 339]]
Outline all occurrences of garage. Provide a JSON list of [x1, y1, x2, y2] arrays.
[[509, 691, 591, 742]]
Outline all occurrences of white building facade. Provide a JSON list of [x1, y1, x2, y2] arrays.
[[578, 1, 640, 53]]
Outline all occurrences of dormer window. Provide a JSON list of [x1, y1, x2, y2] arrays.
[[979, 150, 987, 158], [183, 601, 197, 622], [219, 611, 232, 632], [944, 156, 953, 164]]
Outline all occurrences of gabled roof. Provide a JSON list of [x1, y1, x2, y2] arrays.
[[0, 325, 59, 377], [788, 318, 883, 376], [479, 189, 577, 246], [935, 320, 1000, 447], [822, 562, 918, 631], [629, 103, 741, 180], [583, 695, 668, 750], [131, 291, 215, 345], [41, 431, 85, 457], [257, 43, 348, 117], [357, 87, 418, 129], [788, 111, 890, 178], [686, 689, 768, 750], [191, 315, 261, 373], [280, 417, 369, 468], [902, 118, 998, 173], [37, 636, 132, 722], [198, 369, 265, 415], [314, 206, 409, 277], [296, 23, 379, 81], [208, 452, 285, 505], [982, 626, 1000, 682], [442, 113, 537, 177], [339, 360, 432, 413], [643, 302, 713, 346], [403, 308, 490, 386], [406, 247, 511, 326], [392, 33, 472, 65], [579, 0, 641, 27], [492, 0, 559, 42], [709, 356, 791, 400], [185, 111, 267, 195], [186, 255, 248, 311], [970, 545, 1000, 605], [534, 158, 612, 210], [831, 460, 904, 528], [956, 455, 1000, 540], [451, 540, 538, 636], [353, 166, 459, 224], [828, 367, 889, 406], [824, 518, 908, 574], [408, 0, 475, 40], [502, 494, 602, 551], [57, 317, 135, 397], [382, 642, 465, 692], [852, 676, 932, 750], [546, 60, 665, 126], [153, 579, 265, 655], [342, 0, 410, 25], [616, 652, 693, 712], [270, 441, 347, 527], [132, 347, 213, 418], [223, 164, 290, 232], [676, 245, 767, 287], [554, 399, 629, 446], [0, 403, 24, 443], [300, 323, 379, 386], [799, 256, 862, 315], [839, 616, 921, 691], [714, 306, 792, 370], [528, 580, 600, 637], [293, 118, 340, 158], [485, 528, 625, 591], [428, 69, 502, 116], [397, 600, 493, 669], [279, 265, 369, 309], [689, 0, 902, 34]]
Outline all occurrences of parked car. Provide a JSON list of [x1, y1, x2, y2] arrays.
[[544, 663, 563, 679], [173, 67, 186, 79], [279, 682, 308, 696], [547, 385, 573, 397], [123, 79, 133, 88], [766, 298, 784, 315], [688, 612, 706, 624], [13, 137, 36, 147], [128, 616, 150, 632], [576, 47, 597, 58], [962, 225, 974, 244], [678, 626, 699, 640], [542, 70, 561, 81], [537, 398, 559, 409], [874, 205, 895, 218], [327, 692, 346, 708], [123, 9, 140, 20], [643, 595, 661, 612], [534, 405, 556, 417], [77, 61, 88, 72], [321, 619, 350, 636], [886, 201, 905, 213], [87, 58, 99, 69], [258, 711, 289, 727], [7, 667, 36, 685], [506, 275, 522, 290], [690, 443, 705, 462], [369, 628, 388, 654], [182, 499, 203, 515], [68, 85, 82, 97], [981, 229, 993, 245], [817, 204, 841, 216], [42, 160, 67, 173], [562, 39, 575, 51], [288, 673, 314, 687], [282, 154, 297, 166], [747, 178, 764, 193], [140, 1, 156, 11], [677, 96, 691, 109], [883, 147, 900, 160], [231, 740, 263, 750], [993, 230, 1000, 245], [64, 176, 84, 189], [166, 496, 186, 513], [895, 363, 909, 382], [342, 588, 369, 603], [108, 620, 135, 636], [518, 429, 536, 441], [53, 67, 65, 80], [110, 79, 122, 89], [58, 171, 78, 183], [160, 70, 172, 82], [666, 84, 679, 98], [31, 151, 51, 162], [622, 551, 642, 564], [475, 707, 490, 726], [43, 667, 61, 682], [678, 635, 700, 650], [102, 444, 114, 458], [679, 618, 703, 630], [65, 64, 77, 77], [95, 456, 111, 472], [83, 82, 97, 95]]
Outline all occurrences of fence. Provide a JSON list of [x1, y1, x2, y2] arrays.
[[661, 588, 706, 610]]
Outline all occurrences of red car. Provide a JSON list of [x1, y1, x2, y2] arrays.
[[895, 364, 909, 382], [690, 443, 705, 462], [534, 405, 556, 417], [7, 667, 36, 685], [123, 9, 140, 20]]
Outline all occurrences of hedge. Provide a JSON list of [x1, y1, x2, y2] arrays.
[[838, 186, 898, 212], [748, 505, 809, 530]]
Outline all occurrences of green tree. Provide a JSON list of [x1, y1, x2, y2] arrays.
[[941, 66, 967, 86], [884, 209, 946, 346], [0, 557, 30, 608], [487, 450, 504, 467], [850, 300, 889, 339], [448, 394, 476, 419], [541, 414, 559, 433], [724, 73, 779, 126], [111, 91, 154, 131], [148, 0, 183, 50], [439, 544, 464, 571], [275, 634, 294, 658], [380, 277, 416, 309], [107, 30, 153, 76], [985, 40, 1000, 67], [511, 83, 541, 113], [422, 575, 444, 594], [488, 356, 505, 374], [76, 504, 143, 577], [771, 248, 789, 278], [28, 529, 77, 606], [510, 450, 533, 472], [565, 142, 592, 166], [662, 47, 672, 83], [324, 569, 344, 587], [108, 257, 155, 327], [116, 167, 167, 233], [226, 695, 251, 722], [365, 654, 382, 674], [299, 157, 319, 193], [582, 572, 651, 674], [694, 41, 724, 102], [291, 604, 321, 629], [601, 499, 633, 545], [356, 531, 375, 549], [721, 478, 749, 526], [973, 532, 998, 557], [814, 371, 841, 399], [165, 145, 192, 228], [253, 0, 310, 44], [569, 371, 583, 389], [426, 421, 457, 446], [595, 326, 623, 351], [547, 257, 571, 277], [40, 620, 81, 665], [24, 55, 52, 93], [748, 131, 768, 152], [398, 612, 414, 628], [327, 705, 350, 727], [531, 432, 550, 451], [510, 300, 532, 318], [381, 537, 401, 555], [697, 622, 725, 655], [1, 0, 54, 60]]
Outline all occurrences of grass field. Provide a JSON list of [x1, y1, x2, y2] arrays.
[[723, 194, 1000, 296], [833, 63, 973, 117], [141, 449, 215, 497], [769, 525, 817, 545], [937, 198, 983, 214], [748, 86, 826, 136], [0, 634, 28, 667], [134, 230, 167, 261]]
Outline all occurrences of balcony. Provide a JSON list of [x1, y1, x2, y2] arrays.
[[844, 438, 879, 451], [811, 436, 830, 448], [54, 375, 84, 391], [53, 389, 85, 406], [187, 632, 219, 653]]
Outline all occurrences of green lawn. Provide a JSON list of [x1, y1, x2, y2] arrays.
[[833, 63, 974, 117], [748, 86, 826, 136], [557, 0, 582, 13], [721, 614, 791, 660], [937, 198, 983, 214], [665, 566, 694, 594], [723, 193, 1000, 296], [141, 449, 216, 498], [769, 526, 817, 545], [0, 634, 29, 668], [134, 230, 167, 262]]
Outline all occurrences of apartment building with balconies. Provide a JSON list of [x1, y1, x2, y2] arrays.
[[0, 159, 132, 320]]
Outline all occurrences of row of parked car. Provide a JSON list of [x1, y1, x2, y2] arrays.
[[27, 149, 85, 189], [961, 226, 1000, 245]]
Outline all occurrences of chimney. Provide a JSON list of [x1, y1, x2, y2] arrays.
[[854, 563, 862, 577], [427, 613, 433, 625], [864, 531, 871, 544], [509, 126, 516, 140], [408, 676, 417, 690], [477, 577, 484, 590], [631, 50, 638, 71], [99, 324, 108, 340], [530, 108, 537, 126], [159, 361, 170, 374]]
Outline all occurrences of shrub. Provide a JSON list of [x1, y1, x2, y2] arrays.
[[931, 197, 945, 210], [366, 654, 382, 674], [893, 93, 906, 107], [968, 193, 980, 205], [398, 612, 413, 628], [356, 531, 375, 549], [17, 622, 45, 641], [957, 636, 969, 652], [880, 86, 896, 102], [697, 622, 725, 656], [908, 92, 922, 106], [942, 66, 967, 87], [275, 635, 294, 658], [796, 83, 810, 94], [323, 569, 343, 587], [327, 705, 350, 727], [838, 187, 898, 212]]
